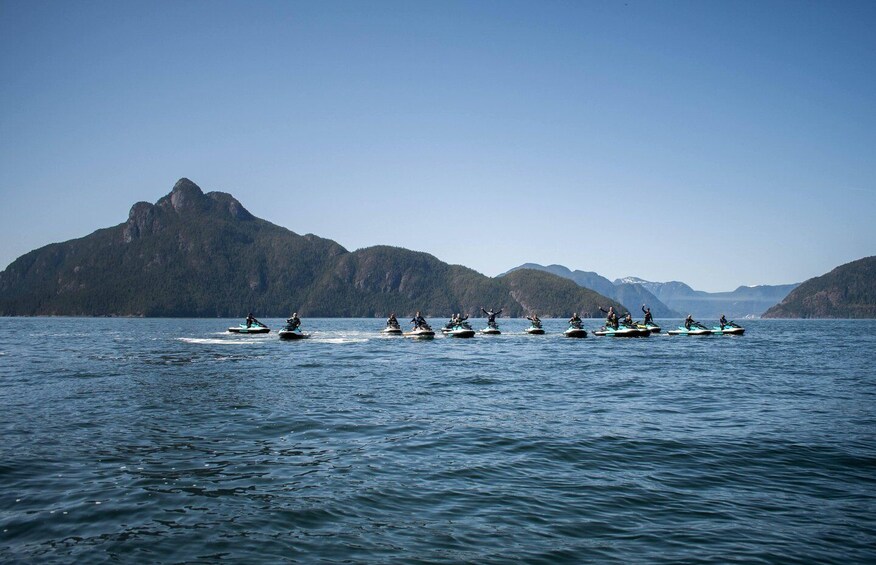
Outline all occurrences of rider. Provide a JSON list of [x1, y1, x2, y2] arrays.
[[599, 306, 619, 330], [482, 307, 502, 328], [411, 311, 427, 329], [642, 305, 653, 325], [621, 312, 634, 327], [246, 312, 255, 328], [386, 313, 399, 328], [526, 313, 542, 328], [569, 312, 582, 328], [684, 314, 695, 330], [286, 312, 301, 331], [719, 314, 728, 329]]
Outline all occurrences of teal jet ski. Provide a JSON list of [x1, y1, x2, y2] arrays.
[[594, 323, 646, 337], [712, 321, 745, 335], [564, 320, 587, 338], [447, 322, 476, 338], [668, 322, 712, 336], [480, 321, 501, 335]]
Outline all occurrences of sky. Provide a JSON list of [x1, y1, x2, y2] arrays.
[[1, 0, 874, 292]]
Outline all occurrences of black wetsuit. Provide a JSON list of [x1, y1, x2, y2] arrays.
[[482, 308, 502, 327], [599, 307, 619, 330], [526, 316, 542, 328], [642, 306, 653, 324]]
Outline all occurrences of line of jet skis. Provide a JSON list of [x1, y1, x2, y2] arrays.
[[388, 312, 744, 338], [228, 308, 744, 340]]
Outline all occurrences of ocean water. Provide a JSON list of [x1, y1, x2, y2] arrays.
[[0, 318, 874, 563]]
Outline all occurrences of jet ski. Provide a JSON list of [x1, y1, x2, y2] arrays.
[[636, 322, 661, 334], [447, 323, 476, 338], [525, 324, 545, 334], [480, 321, 501, 335], [228, 323, 270, 334], [712, 321, 745, 335], [404, 323, 435, 339], [382, 321, 403, 335], [564, 321, 587, 338], [668, 322, 712, 336], [594, 324, 645, 337], [278, 327, 309, 340]]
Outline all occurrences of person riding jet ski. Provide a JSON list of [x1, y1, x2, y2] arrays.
[[285, 312, 301, 331], [526, 313, 542, 328], [599, 306, 619, 330], [482, 307, 502, 328], [642, 305, 653, 325], [568, 312, 583, 329], [411, 311, 427, 329]]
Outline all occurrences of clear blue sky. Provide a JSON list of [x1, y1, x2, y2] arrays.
[[1, 0, 874, 292]]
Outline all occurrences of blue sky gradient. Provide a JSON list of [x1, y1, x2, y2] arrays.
[[1, 0, 874, 291]]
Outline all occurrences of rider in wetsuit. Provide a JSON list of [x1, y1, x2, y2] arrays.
[[411, 311, 427, 329], [719, 314, 728, 329], [568, 312, 583, 329], [621, 312, 634, 327], [386, 313, 399, 329], [286, 312, 301, 331], [642, 305, 653, 325], [482, 307, 502, 328], [599, 306, 619, 330], [684, 314, 695, 330], [526, 313, 542, 328]]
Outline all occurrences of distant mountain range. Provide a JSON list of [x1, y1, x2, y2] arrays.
[[502, 264, 799, 319], [500, 264, 681, 317], [0, 179, 625, 318], [763, 256, 876, 318]]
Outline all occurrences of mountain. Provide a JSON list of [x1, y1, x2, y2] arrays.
[[762, 256, 876, 318], [501, 264, 680, 317], [0, 179, 624, 318], [614, 277, 798, 319]]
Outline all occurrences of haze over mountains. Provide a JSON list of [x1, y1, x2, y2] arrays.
[[501, 264, 798, 319]]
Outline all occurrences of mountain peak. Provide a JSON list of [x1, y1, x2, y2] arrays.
[[169, 178, 205, 212], [614, 276, 650, 285]]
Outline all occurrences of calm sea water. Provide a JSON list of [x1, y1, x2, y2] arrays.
[[1, 318, 874, 563]]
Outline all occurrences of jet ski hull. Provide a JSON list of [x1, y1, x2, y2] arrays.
[[668, 327, 712, 336], [564, 328, 588, 338], [279, 330, 309, 340], [713, 326, 745, 335], [404, 329, 435, 339], [382, 327, 403, 335], [594, 327, 643, 337], [228, 325, 270, 334], [480, 328, 501, 335], [448, 328, 476, 338], [525, 327, 545, 334]]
